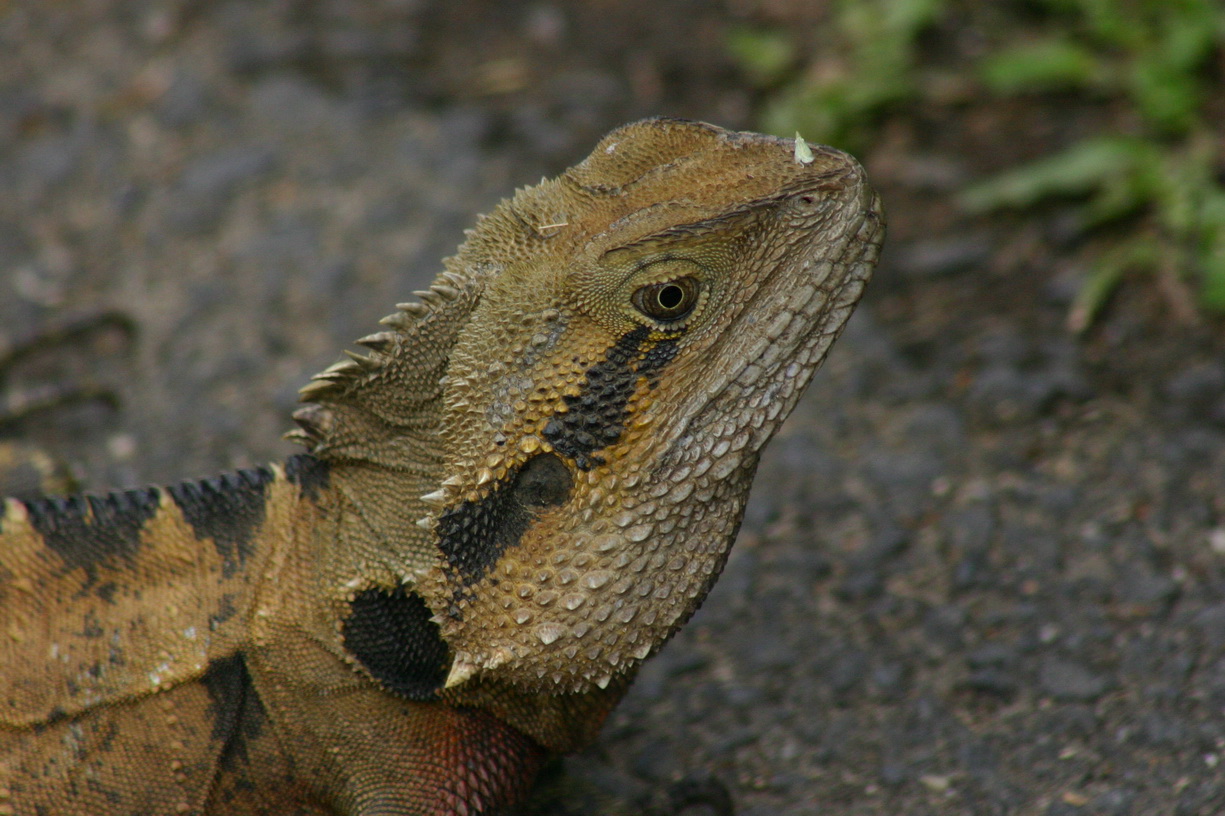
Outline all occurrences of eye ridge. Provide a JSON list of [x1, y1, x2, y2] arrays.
[[632, 276, 700, 322]]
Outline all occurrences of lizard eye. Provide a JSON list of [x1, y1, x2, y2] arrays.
[[631, 276, 700, 323]]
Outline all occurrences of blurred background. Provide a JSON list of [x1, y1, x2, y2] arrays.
[[2, 1, 1224, 813]]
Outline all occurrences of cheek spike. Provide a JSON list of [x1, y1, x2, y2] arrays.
[[444, 658, 478, 689]]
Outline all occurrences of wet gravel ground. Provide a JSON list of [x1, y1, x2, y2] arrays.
[[3, 2, 1225, 814]]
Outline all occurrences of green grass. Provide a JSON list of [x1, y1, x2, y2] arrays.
[[730, 0, 1225, 328], [964, 0, 1225, 328], [727, 0, 946, 153]]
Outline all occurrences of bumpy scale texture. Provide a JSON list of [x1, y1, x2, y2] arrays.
[[0, 118, 883, 815]]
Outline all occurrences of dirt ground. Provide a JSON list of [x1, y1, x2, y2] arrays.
[[2, 1, 1224, 814]]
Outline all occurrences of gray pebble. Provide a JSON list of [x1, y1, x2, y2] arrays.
[[1091, 788, 1136, 816], [1163, 362, 1225, 425], [890, 235, 993, 279], [180, 146, 277, 197], [1039, 658, 1109, 702]]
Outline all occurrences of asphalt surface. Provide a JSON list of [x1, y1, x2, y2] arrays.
[[2, 2, 1224, 814]]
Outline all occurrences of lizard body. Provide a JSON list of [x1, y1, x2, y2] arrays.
[[0, 118, 883, 815]]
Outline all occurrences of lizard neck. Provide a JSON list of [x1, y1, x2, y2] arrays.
[[303, 459, 441, 591], [266, 457, 625, 753]]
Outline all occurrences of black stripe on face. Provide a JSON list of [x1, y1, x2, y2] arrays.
[[342, 586, 452, 700], [25, 488, 161, 588], [542, 326, 679, 471], [168, 468, 274, 577], [436, 452, 574, 589]]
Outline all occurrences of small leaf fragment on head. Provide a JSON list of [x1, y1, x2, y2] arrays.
[[794, 133, 814, 165], [534, 221, 569, 237]]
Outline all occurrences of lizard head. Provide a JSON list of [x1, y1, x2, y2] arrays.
[[418, 118, 884, 693], [293, 118, 882, 697]]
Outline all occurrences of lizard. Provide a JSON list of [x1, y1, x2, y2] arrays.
[[0, 117, 883, 815]]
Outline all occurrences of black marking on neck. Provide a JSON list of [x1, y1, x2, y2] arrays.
[[542, 325, 678, 470], [95, 581, 118, 604], [168, 468, 274, 577], [25, 488, 161, 588], [342, 586, 452, 701], [436, 452, 574, 588], [203, 653, 279, 797], [211, 593, 238, 628], [202, 654, 253, 743], [284, 453, 330, 500]]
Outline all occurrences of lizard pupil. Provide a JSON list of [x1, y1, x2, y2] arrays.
[[657, 285, 683, 310], [632, 276, 699, 322]]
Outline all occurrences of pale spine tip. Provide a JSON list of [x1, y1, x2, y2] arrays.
[[443, 659, 477, 689], [396, 302, 430, 317], [419, 488, 449, 507], [794, 133, 814, 165]]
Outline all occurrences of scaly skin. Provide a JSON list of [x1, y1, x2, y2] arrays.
[[0, 118, 883, 815]]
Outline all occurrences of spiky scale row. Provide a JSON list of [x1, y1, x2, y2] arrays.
[[293, 273, 470, 407]]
